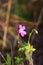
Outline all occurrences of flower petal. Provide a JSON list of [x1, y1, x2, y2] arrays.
[[21, 32, 25, 37], [23, 26, 26, 30], [19, 30, 21, 33], [23, 31, 26, 35], [18, 25, 26, 37], [19, 29, 23, 33], [19, 24, 22, 29]]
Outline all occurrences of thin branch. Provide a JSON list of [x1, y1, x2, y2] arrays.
[[2, 0, 12, 47], [0, 52, 7, 63]]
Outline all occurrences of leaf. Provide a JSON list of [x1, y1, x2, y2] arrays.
[[21, 43, 27, 47], [6, 54, 11, 65], [15, 57, 24, 64], [25, 44, 31, 50], [24, 43, 36, 60], [18, 43, 27, 52], [18, 48, 25, 51], [31, 48, 36, 51]]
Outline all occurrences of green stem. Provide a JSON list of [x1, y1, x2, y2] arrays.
[[29, 56, 33, 65], [28, 29, 38, 43]]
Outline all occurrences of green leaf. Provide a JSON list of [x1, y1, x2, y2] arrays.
[[31, 48, 36, 51], [21, 43, 27, 47], [18, 48, 25, 51], [15, 57, 24, 64], [6, 54, 11, 65]]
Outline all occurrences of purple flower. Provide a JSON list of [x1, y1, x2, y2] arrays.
[[19, 24, 26, 37]]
